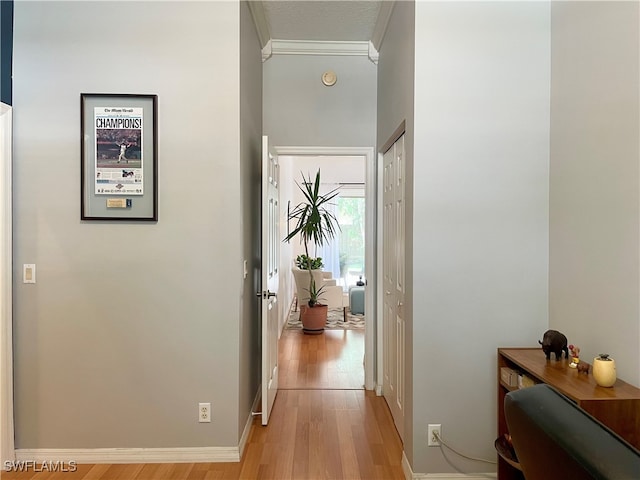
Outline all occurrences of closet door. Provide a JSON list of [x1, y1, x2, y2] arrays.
[[382, 134, 405, 440]]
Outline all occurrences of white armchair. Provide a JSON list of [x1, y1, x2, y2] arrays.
[[292, 268, 344, 310]]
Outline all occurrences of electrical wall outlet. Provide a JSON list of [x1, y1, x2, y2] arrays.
[[199, 403, 211, 423], [428, 424, 441, 447]]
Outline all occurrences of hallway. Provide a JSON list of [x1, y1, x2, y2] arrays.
[[2, 329, 405, 480], [237, 388, 405, 479], [218, 327, 404, 479]]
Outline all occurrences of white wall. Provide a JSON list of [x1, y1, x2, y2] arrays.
[[263, 54, 377, 147], [549, 1, 640, 386], [13, 1, 245, 449], [288, 155, 365, 186], [412, 2, 550, 474]]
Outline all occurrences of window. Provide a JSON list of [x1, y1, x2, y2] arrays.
[[315, 187, 365, 290], [337, 195, 365, 288]]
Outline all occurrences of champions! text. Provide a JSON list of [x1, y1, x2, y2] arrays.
[[96, 117, 142, 129]]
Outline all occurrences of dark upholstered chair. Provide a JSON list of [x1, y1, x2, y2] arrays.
[[504, 384, 640, 480]]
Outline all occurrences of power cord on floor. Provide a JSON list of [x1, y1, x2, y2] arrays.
[[433, 431, 497, 465]]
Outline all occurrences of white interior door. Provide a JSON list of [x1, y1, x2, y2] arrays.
[[382, 134, 405, 440], [260, 135, 279, 425]]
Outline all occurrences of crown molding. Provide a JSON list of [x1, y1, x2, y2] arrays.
[[265, 39, 378, 64], [247, 1, 270, 49], [370, 1, 395, 52], [262, 39, 272, 63], [368, 41, 379, 65], [271, 39, 368, 56]]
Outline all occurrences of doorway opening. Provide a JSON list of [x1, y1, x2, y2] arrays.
[[274, 146, 376, 391]]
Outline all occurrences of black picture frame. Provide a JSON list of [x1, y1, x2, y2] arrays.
[[81, 93, 158, 221]]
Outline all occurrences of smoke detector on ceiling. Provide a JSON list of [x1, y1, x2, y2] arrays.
[[321, 70, 337, 87]]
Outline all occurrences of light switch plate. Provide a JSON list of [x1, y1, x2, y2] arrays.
[[23, 264, 36, 284]]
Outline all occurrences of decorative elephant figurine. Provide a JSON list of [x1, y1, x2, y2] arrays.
[[539, 330, 569, 360]]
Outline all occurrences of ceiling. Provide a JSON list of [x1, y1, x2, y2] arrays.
[[250, 1, 393, 57], [260, 1, 383, 42]]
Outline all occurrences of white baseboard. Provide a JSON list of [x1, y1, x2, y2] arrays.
[[402, 452, 496, 480], [402, 451, 413, 480], [279, 297, 295, 338], [239, 387, 261, 457], [15, 447, 240, 464]]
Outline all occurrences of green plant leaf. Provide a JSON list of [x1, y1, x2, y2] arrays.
[[283, 169, 341, 249]]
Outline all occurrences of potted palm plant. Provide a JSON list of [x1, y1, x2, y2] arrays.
[[284, 169, 340, 334]]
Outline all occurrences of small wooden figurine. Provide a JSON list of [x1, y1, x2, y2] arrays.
[[569, 344, 580, 368], [577, 362, 590, 374]]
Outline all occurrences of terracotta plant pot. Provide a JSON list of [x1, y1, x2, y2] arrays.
[[300, 304, 328, 335]]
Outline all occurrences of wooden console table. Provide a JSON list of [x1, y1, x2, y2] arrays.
[[497, 347, 640, 480]]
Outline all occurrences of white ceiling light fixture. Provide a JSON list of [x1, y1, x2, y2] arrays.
[[321, 70, 338, 87]]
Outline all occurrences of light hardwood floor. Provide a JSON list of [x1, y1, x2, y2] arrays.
[[278, 328, 365, 390], [2, 328, 404, 480]]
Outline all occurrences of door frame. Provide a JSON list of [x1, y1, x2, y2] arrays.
[[0, 103, 14, 465], [274, 145, 377, 391]]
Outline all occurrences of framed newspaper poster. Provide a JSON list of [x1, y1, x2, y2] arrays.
[[81, 93, 158, 221]]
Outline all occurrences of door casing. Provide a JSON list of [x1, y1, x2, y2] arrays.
[[0, 103, 14, 466]]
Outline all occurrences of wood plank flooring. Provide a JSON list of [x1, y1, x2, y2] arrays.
[[278, 328, 365, 390], [2, 329, 404, 480]]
